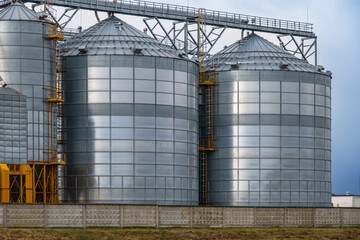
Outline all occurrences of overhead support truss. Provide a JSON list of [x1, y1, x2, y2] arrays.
[[278, 34, 317, 65], [0, 0, 317, 62], [143, 17, 225, 58], [0, 0, 315, 37]]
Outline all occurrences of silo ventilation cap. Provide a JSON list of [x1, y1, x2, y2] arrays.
[[279, 62, 289, 70], [133, 48, 143, 54], [115, 22, 123, 31], [0, 76, 7, 88], [78, 46, 88, 54], [315, 65, 325, 72]]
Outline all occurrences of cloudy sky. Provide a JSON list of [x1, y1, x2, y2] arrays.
[[48, 0, 360, 195]]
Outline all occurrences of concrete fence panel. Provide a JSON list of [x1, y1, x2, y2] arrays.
[[314, 208, 341, 227], [0, 204, 3, 227], [85, 205, 121, 227], [6, 204, 45, 227], [123, 205, 156, 227], [255, 208, 285, 227], [158, 206, 191, 228], [223, 207, 254, 227], [342, 208, 360, 227], [192, 207, 223, 227], [1, 204, 360, 228], [285, 208, 314, 227], [46, 204, 84, 228]]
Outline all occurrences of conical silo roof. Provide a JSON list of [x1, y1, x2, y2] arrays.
[[0, 2, 41, 21], [62, 16, 185, 59], [207, 33, 317, 72]]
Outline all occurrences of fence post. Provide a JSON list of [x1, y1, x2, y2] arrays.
[[120, 205, 124, 228], [312, 208, 316, 228], [155, 205, 159, 228], [253, 207, 257, 227], [190, 206, 193, 228], [340, 208, 344, 228], [44, 204, 48, 228], [222, 207, 226, 228], [2, 204, 5, 228], [82, 205, 86, 228]]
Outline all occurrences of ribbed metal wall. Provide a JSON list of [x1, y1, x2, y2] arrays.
[[0, 3, 55, 163], [61, 17, 199, 204], [204, 34, 332, 206], [0, 87, 27, 164]]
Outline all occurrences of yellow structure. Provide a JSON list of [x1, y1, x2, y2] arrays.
[[0, 164, 33, 203], [0, 164, 10, 203], [197, 9, 218, 205]]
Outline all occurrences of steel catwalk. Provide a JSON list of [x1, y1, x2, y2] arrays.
[[0, 87, 27, 164], [204, 34, 332, 206], [61, 16, 199, 204], [0, 3, 55, 163]]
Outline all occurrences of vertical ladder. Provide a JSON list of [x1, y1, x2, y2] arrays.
[[27, 5, 66, 203], [197, 9, 217, 206]]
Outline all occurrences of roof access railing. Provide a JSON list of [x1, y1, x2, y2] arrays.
[[7, 0, 315, 37]]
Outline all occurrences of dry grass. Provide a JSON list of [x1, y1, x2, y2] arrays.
[[1, 227, 360, 240]]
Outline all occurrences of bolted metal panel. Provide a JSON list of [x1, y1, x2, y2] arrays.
[[0, 3, 56, 163], [0, 87, 27, 164], [123, 205, 156, 227], [205, 34, 332, 207], [6, 204, 45, 227], [85, 205, 120, 227], [61, 16, 199, 205], [46, 204, 83, 227]]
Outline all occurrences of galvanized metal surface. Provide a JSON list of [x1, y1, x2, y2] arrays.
[[204, 34, 331, 207], [61, 16, 199, 205], [206, 34, 319, 72], [0, 3, 56, 163], [62, 16, 183, 58], [1, 204, 360, 228], [0, 87, 27, 164], [12, 0, 315, 37], [0, 2, 40, 21]]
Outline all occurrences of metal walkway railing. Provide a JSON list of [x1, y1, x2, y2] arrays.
[[0, 0, 315, 37]]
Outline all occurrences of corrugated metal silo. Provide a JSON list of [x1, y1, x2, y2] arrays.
[[0, 86, 27, 164], [205, 34, 331, 206], [0, 2, 55, 163], [61, 16, 199, 204]]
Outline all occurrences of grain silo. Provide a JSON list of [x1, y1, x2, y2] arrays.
[[204, 33, 331, 207], [0, 2, 55, 163], [61, 16, 199, 205], [0, 85, 27, 165]]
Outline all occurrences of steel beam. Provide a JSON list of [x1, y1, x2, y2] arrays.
[[20, 0, 315, 37], [278, 34, 317, 65]]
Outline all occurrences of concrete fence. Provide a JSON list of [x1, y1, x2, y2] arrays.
[[1, 204, 360, 228]]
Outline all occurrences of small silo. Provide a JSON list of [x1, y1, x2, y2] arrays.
[[0, 85, 27, 165], [61, 16, 199, 204], [0, 2, 55, 163], [205, 34, 331, 206]]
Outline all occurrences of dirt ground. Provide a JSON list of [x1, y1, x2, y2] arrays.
[[1, 227, 360, 240]]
